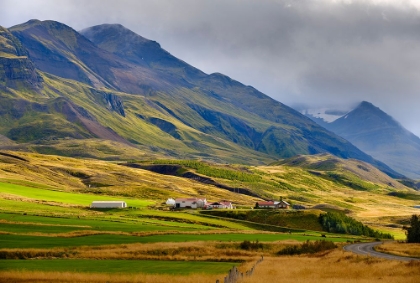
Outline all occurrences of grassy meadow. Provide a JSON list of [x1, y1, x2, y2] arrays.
[[0, 150, 418, 282]]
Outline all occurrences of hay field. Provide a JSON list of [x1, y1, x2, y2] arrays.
[[1, 250, 419, 283], [239, 251, 420, 283]]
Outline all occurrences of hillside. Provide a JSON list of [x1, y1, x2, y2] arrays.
[[1, 150, 418, 227], [0, 20, 402, 177], [324, 102, 420, 179]]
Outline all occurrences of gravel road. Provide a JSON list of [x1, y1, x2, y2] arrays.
[[343, 241, 419, 262]]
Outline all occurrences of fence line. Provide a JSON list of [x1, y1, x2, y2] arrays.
[[216, 255, 264, 283]]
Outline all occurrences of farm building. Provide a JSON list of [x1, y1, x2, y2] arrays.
[[206, 201, 233, 209], [166, 198, 176, 206], [255, 200, 290, 209], [256, 201, 276, 209], [174, 197, 207, 209], [277, 200, 290, 209], [91, 201, 127, 208]]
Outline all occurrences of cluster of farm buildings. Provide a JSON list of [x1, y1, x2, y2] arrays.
[[89, 198, 291, 210], [165, 197, 233, 209], [165, 198, 290, 210]]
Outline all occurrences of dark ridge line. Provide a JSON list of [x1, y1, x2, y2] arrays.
[[0, 151, 28, 162]]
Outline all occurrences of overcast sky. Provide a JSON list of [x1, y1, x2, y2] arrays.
[[1, 0, 420, 136]]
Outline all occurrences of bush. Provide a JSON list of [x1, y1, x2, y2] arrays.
[[277, 240, 337, 255], [239, 240, 263, 250]]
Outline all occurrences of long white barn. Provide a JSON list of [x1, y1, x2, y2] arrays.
[[91, 201, 127, 208]]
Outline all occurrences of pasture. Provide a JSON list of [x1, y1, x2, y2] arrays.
[[0, 232, 356, 250], [0, 181, 153, 207]]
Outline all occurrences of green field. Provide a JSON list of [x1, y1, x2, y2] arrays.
[[0, 182, 154, 207], [0, 232, 355, 249], [0, 212, 218, 233], [0, 259, 235, 274]]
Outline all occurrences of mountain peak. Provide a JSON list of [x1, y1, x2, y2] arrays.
[[344, 101, 397, 127], [359, 101, 374, 107], [80, 24, 162, 63], [80, 23, 158, 47], [325, 101, 420, 179], [80, 23, 205, 80]]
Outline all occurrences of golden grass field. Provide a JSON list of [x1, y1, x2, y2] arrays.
[[1, 249, 419, 283], [0, 271, 221, 283], [239, 251, 420, 283], [376, 241, 420, 258]]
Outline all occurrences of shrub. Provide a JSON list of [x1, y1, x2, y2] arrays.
[[239, 240, 263, 250], [277, 240, 337, 255]]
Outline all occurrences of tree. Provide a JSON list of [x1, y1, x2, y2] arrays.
[[404, 215, 420, 243]]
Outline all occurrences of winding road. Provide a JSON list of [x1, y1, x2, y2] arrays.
[[343, 241, 420, 262]]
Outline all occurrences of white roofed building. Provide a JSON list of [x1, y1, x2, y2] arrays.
[[91, 201, 127, 208]]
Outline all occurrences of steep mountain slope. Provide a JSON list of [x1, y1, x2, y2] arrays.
[[0, 26, 42, 90], [79, 23, 400, 174], [0, 20, 402, 177], [324, 102, 420, 179]]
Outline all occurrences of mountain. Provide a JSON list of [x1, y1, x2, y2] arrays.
[[324, 101, 420, 179], [0, 20, 402, 177]]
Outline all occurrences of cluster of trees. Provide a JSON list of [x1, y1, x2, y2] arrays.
[[404, 214, 420, 243], [319, 212, 393, 239]]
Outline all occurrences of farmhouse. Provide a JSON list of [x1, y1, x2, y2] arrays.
[[206, 201, 233, 209], [277, 200, 290, 209], [174, 197, 207, 209], [256, 201, 276, 208], [255, 200, 290, 209], [91, 201, 127, 208]]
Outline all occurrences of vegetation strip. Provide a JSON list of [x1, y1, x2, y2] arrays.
[[0, 233, 355, 249]]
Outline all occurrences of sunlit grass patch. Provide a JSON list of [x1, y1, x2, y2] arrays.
[[0, 182, 153, 207]]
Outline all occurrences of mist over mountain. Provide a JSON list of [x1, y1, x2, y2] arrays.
[[0, 20, 403, 178], [309, 102, 420, 179]]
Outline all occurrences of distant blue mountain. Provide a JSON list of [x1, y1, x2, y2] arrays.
[[323, 101, 420, 179]]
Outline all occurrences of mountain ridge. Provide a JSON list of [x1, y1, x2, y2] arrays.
[[0, 20, 404, 178]]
